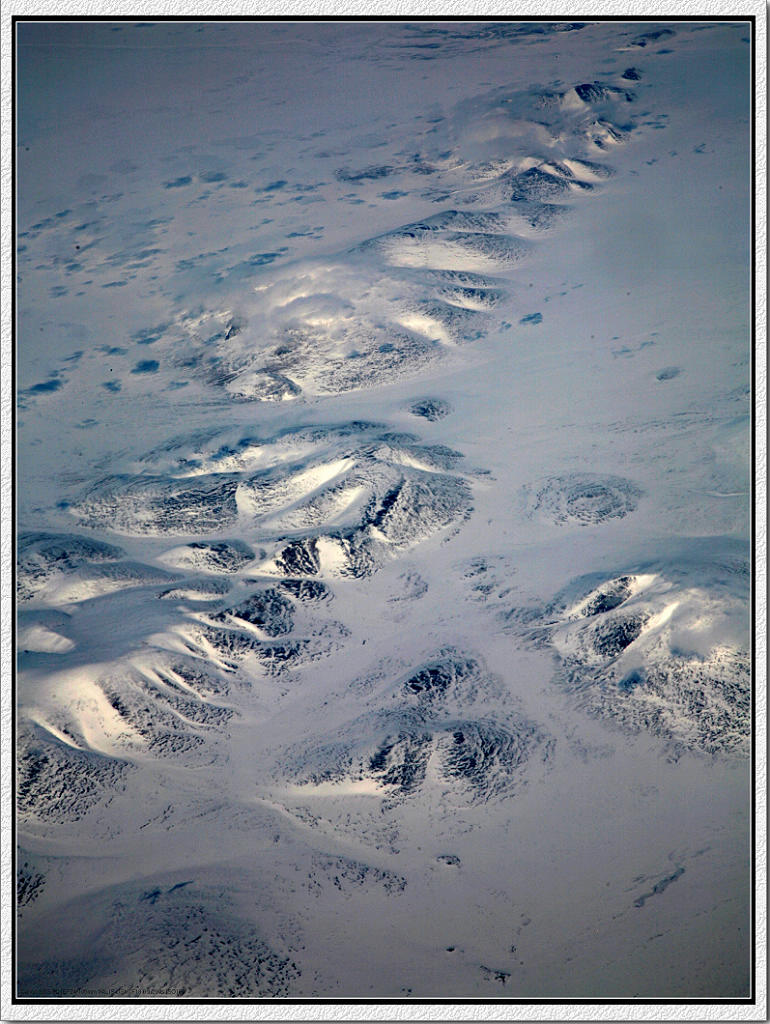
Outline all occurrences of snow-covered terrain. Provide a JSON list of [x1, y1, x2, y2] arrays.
[[14, 19, 755, 1004]]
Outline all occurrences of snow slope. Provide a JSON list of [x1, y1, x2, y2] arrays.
[[15, 19, 753, 1002]]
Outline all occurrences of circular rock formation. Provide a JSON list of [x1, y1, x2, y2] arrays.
[[528, 473, 642, 526]]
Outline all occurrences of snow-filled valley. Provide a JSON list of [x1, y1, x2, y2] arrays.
[[14, 19, 754, 1002]]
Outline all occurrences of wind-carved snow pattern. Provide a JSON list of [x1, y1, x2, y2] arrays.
[[16, 21, 751, 1000]]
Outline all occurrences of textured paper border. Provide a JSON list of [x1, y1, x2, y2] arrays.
[[1, 3, 766, 1020]]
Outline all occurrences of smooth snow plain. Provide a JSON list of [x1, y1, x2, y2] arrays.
[[14, 20, 754, 1003]]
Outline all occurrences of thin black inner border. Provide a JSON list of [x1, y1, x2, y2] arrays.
[[9, 12, 758, 1008]]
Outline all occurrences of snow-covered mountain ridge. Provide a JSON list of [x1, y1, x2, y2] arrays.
[[15, 20, 752, 1000]]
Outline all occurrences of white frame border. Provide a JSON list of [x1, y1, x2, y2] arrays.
[[1, 4, 765, 1020]]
